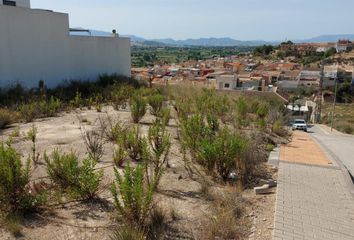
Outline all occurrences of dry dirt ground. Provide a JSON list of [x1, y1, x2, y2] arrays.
[[0, 106, 277, 240]]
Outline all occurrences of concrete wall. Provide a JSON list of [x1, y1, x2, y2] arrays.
[[0, 0, 31, 8], [0, 4, 131, 88]]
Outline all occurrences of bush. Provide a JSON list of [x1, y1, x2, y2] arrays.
[[146, 120, 171, 187], [156, 107, 171, 126], [118, 126, 146, 162], [130, 94, 147, 123], [198, 127, 248, 181], [45, 150, 103, 199], [38, 96, 61, 117], [111, 164, 156, 227], [111, 85, 134, 110], [266, 144, 275, 152], [235, 97, 248, 127], [0, 108, 16, 129], [18, 102, 37, 123], [45, 150, 81, 190], [0, 143, 44, 214], [148, 94, 164, 115], [26, 125, 40, 165], [102, 116, 127, 143], [77, 158, 104, 199], [82, 128, 105, 162], [113, 146, 127, 168]]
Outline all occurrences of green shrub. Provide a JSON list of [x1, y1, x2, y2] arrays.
[[18, 102, 37, 123], [198, 127, 248, 181], [118, 126, 146, 162], [26, 125, 40, 165], [113, 146, 127, 167], [111, 164, 156, 226], [0, 108, 16, 129], [45, 150, 81, 190], [180, 114, 209, 157], [105, 119, 126, 143], [156, 107, 171, 126], [70, 90, 83, 109], [38, 96, 61, 117], [0, 143, 44, 214], [146, 120, 171, 187], [111, 85, 134, 110], [130, 94, 147, 123], [148, 94, 164, 115], [235, 97, 248, 127], [266, 144, 275, 152], [77, 158, 103, 199], [45, 150, 102, 199], [256, 103, 269, 120]]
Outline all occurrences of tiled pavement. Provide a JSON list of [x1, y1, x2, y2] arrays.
[[273, 162, 354, 240], [273, 129, 354, 240]]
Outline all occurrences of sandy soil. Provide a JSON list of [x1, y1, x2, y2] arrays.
[[0, 106, 277, 240]]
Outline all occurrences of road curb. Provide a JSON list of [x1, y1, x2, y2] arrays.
[[268, 146, 280, 166]]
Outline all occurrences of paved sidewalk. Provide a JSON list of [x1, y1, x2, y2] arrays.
[[273, 163, 354, 240], [272, 131, 354, 240], [280, 131, 333, 166]]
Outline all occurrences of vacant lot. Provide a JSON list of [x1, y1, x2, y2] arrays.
[[0, 81, 287, 239], [322, 103, 354, 134]]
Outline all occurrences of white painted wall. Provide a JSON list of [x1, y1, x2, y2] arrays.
[[0, 0, 31, 8], [0, 4, 131, 88]]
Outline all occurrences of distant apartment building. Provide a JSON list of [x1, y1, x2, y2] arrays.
[[0, 0, 131, 88]]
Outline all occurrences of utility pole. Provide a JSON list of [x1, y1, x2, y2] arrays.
[[331, 77, 338, 131], [317, 61, 324, 123]]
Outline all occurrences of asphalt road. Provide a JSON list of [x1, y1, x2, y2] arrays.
[[309, 125, 354, 178]]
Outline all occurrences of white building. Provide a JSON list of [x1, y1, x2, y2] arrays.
[[0, 0, 131, 88]]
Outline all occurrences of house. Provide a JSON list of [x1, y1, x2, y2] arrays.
[[298, 70, 321, 87], [224, 62, 244, 73], [336, 40, 352, 53], [0, 0, 131, 88], [316, 43, 335, 53], [216, 75, 238, 90], [323, 65, 338, 88]]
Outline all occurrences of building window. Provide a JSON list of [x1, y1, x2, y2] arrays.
[[3, 0, 16, 6], [224, 83, 230, 88]]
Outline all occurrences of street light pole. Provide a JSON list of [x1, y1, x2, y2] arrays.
[[331, 77, 338, 132]]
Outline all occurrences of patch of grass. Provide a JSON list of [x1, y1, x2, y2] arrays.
[[266, 144, 275, 152], [322, 103, 354, 135], [201, 190, 250, 239], [111, 225, 145, 240]]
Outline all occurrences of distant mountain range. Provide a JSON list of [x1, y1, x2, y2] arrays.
[[70, 29, 354, 47]]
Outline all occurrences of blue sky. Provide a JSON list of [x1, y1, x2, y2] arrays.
[[31, 0, 354, 41]]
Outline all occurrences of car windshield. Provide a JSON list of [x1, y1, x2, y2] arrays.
[[294, 120, 305, 124]]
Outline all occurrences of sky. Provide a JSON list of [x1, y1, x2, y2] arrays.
[[31, 0, 354, 41]]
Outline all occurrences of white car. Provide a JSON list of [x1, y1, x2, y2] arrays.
[[292, 119, 308, 132]]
